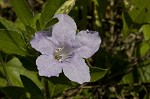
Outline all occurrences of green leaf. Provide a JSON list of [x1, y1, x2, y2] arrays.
[[142, 24, 150, 40], [90, 67, 107, 82], [55, 0, 76, 14], [25, 25, 36, 39], [39, 0, 65, 28], [0, 78, 6, 87], [122, 0, 150, 37], [0, 57, 43, 88], [36, 19, 41, 31], [0, 29, 27, 56], [0, 86, 27, 99], [139, 42, 150, 56], [31, 13, 41, 30], [135, 42, 150, 57], [96, 0, 109, 18], [49, 73, 72, 85], [138, 60, 150, 83], [19, 56, 37, 71], [20, 75, 44, 98], [0, 17, 21, 33], [121, 71, 135, 84], [11, 0, 33, 26], [45, 18, 58, 29], [121, 60, 150, 84], [48, 73, 73, 98], [14, 19, 26, 31], [48, 80, 70, 98]]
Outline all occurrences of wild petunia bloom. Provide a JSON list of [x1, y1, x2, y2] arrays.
[[30, 14, 101, 84]]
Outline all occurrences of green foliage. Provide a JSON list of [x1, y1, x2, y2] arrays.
[[48, 81, 71, 98], [123, 0, 150, 37], [139, 42, 150, 56], [39, 0, 66, 28], [20, 75, 44, 98], [25, 25, 36, 39], [121, 60, 150, 84], [55, 0, 76, 14], [0, 57, 42, 87], [0, 86, 27, 99], [11, 0, 33, 26], [14, 19, 26, 31], [142, 24, 150, 40], [0, 17, 21, 33], [90, 67, 107, 82], [0, 0, 150, 98], [0, 30, 27, 56], [47, 73, 74, 98], [45, 18, 58, 29], [138, 60, 150, 83]]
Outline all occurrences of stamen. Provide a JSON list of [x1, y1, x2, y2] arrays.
[[54, 47, 73, 62]]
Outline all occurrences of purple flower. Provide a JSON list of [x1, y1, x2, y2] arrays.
[[30, 14, 101, 84]]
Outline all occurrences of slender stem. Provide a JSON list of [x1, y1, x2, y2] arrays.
[[0, 53, 12, 86], [44, 78, 50, 99]]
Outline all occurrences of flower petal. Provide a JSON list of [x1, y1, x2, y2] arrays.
[[52, 14, 77, 42], [30, 31, 58, 55], [36, 55, 62, 77], [75, 30, 101, 58], [63, 56, 90, 84]]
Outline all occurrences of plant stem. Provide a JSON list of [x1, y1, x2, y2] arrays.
[[0, 53, 12, 86], [44, 78, 50, 99]]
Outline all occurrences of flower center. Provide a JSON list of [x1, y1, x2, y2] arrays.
[[54, 47, 68, 62]]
